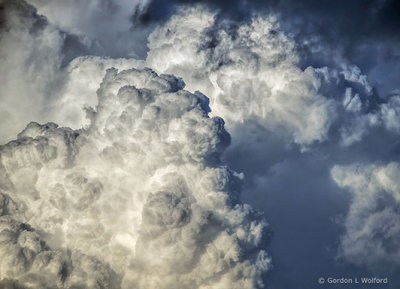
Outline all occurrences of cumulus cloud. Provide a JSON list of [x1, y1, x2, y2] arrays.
[[146, 8, 336, 149], [308, 65, 400, 146], [2, 2, 397, 150], [0, 0, 151, 144], [50, 56, 145, 129], [0, 68, 269, 288], [142, 0, 400, 96], [332, 163, 400, 269], [145, 7, 400, 155], [2, 1, 400, 288], [0, 215, 120, 289]]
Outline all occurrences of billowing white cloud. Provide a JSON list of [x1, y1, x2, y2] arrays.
[[2, 3, 397, 151], [2, 2, 400, 287], [0, 214, 120, 289], [146, 7, 337, 149], [332, 162, 400, 268], [51, 56, 145, 129], [0, 0, 149, 145], [0, 68, 269, 288]]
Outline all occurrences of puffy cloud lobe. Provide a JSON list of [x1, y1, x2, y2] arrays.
[[332, 163, 400, 268], [52, 56, 145, 130], [146, 7, 400, 152], [0, 0, 151, 144], [0, 195, 119, 288], [153, 0, 400, 95], [146, 7, 337, 149], [0, 68, 269, 288], [310, 65, 400, 146]]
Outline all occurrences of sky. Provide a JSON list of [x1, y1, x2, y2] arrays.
[[0, 0, 400, 288]]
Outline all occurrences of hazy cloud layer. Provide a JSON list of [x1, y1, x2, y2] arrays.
[[0, 0, 64, 143], [24, 0, 152, 58], [332, 163, 400, 268]]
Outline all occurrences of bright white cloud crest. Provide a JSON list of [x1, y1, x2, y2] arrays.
[[147, 8, 336, 148]]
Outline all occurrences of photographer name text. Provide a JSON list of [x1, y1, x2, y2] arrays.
[[318, 277, 388, 285]]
